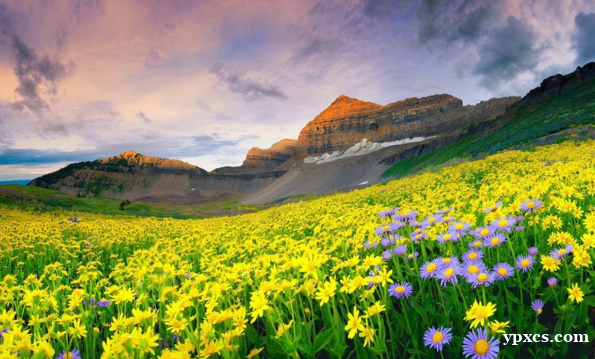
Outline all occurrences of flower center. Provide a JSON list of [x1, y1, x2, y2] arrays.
[[497, 268, 507, 276], [498, 220, 509, 227], [382, 225, 390, 231], [427, 263, 437, 273], [473, 241, 482, 247], [442, 258, 451, 264], [395, 286, 405, 293], [477, 273, 489, 282], [469, 252, 478, 260], [527, 201, 535, 208], [468, 265, 479, 274], [428, 217, 436, 223], [432, 331, 444, 343], [537, 308, 542, 314], [557, 249, 566, 256], [444, 268, 455, 278], [521, 259, 530, 267], [480, 229, 490, 236], [444, 234, 451, 240], [474, 339, 489, 355], [491, 237, 500, 245]]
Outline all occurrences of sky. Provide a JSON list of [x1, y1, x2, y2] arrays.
[[1, 0, 595, 180]]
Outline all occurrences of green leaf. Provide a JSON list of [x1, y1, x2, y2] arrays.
[[583, 295, 595, 307], [245, 324, 260, 345], [313, 326, 335, 354]]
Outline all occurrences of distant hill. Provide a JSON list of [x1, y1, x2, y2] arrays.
[[0, 180, 31, 186]]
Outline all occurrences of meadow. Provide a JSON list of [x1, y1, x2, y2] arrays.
[[1, 140, 595, 358]]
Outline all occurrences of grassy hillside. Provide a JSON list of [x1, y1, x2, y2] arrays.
[[382, 79, 595, 178], [1, 140, 594, 358]]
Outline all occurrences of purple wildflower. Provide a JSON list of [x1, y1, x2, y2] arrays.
[[420, 260, 440, 279], [424, 326, 452, 352], [388, 282, 413, 299], [58, 349, 81, 359], [516, 255, 534, 272], [491, 217, 516, 232], [462, 328, 499, 359], [382, 250, 393, 261], [484, 233, 506, 248], [528, 247, 538, 256], [463, 249, 483, 262], [520, 199, 543, 212], [437, 263, 462, 286], [406, 252, 419, 261], [393, 245, 407, 256], [467, 271, 495, 288], [492, 263, 514, 280], [547, 277, 558, 287], [462, 260, 487, 280], [532, 299, 544, 315]]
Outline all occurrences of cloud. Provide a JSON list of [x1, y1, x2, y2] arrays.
[[360, 0, 413, 19], [473, 16, 542, 91], [209, 62, 287, 101], [0, 4, 74, 114], [417, 0, 499, 45], [136, 111, 152, 124], [573, 12, 595, 65]]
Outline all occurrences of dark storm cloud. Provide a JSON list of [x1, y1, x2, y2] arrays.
[[209, 63, 287, 101], [0, 4, 74, 114], [136, 111, 152, 124], [11, 36, 74, 113], [473, 16, 542, 91], [360, 0, 413, 19], [417, 0, 499, 45], [573, 12, 595, 65]]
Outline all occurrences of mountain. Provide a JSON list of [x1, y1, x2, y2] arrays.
[[30, 62, 595, 205]]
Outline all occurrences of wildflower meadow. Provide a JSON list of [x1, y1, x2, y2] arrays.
[[1, 140, 595, 358]]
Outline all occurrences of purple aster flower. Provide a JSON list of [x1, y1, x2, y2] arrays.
[[483, 201, 502, 213], [420, 260, 440, 279], [449, 221, 471, 234], [484, 233, 506, 248], [406, 252, 419, 261], [380, 238, 391, 247], [98, 300, 111, 307], [437, 263, 462, 286], [436, 232, 456, 245], [462, 328, 499, 359], [473, 226, 494, 239], [492, 263, 514, 280], [463, 249, 484, 262], [393, 245, 407, 256], [468, 239, 484, 248], [378, 210, 392, 218], [491, 217, 516, 232], [411, 231, 428, 242], [375, 223, 395, 237], [516, 255, 534, 272], [58, 349, 81, 359], [422, 214, 443, 227], [462, 260, 487, 280], [388, 282, 413, 299], [436, 256, 459, 268], [467, 271, 495, 288], [363, 240, 378, 249], [424, 326, 452, 352], [520, 199, 543, 212], [514, 226, 525, 232], [515, 215, 525, 222], [404, 210, 417, 221], [547, 277, 558, 287], [532, 299, 544, 315], [0, 328, 7, 338], [381, 250, 393, 261], [528, 247, 538, 256], [550, 246, 572, 259], [437, 207, 453, 215]]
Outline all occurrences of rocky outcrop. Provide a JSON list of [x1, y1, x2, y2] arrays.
[[517, 62, 595, 110], [295, 94, 518, 157], [213, 139, 297, 174]]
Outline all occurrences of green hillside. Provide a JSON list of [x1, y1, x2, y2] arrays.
[[383, 78, 595, 178]]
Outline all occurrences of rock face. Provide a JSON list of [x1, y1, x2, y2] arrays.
[[295, 94, 518, 157], [213, 139, 297, 174], [517, 62, 595, 109]]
